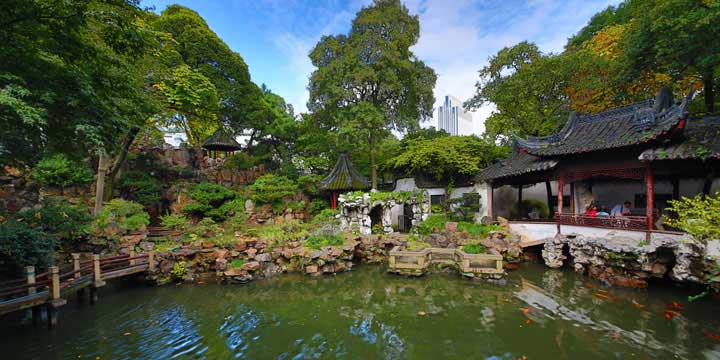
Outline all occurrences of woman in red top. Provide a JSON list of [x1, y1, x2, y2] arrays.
[[584, 203, 598, 217]]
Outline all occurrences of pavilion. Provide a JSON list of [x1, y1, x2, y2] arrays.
[[479, 88, 720, 234], [320, 154, 370, 209], [202, 128, 242, 158]]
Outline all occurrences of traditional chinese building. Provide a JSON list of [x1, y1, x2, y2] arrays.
[[202, 128, 242, 158], [319, 154, 370, 209], [479, 88, 720, 234]]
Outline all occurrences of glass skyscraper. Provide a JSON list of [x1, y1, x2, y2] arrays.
[[436, 95, 472, 135]]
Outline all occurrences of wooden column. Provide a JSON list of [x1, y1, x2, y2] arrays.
[[645, 168, 655, 231], [47, 266, 61, 328], [569, 183, 575, 215], [557, 176, 564, 234], [516, 185, 523, 220], [672, 178, 680, 201], [25, 266, 41, 324]]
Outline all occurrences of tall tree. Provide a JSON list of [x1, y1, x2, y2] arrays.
[[621, 0, 720, 112], [148, 5, 266, 142], [465, 42, 572, 143], [307, 0, 436, 189], [0, 0, 156, 167]]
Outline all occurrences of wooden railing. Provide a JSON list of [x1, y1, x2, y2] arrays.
[[0, 251, 155, 327], [555, 212, 648, 231], [388, 246, 504, 277]]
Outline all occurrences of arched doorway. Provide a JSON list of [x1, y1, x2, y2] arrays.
[[370, 205, 383, 232]]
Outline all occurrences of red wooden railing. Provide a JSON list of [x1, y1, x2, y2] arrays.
[[555, 212, 648, 231]]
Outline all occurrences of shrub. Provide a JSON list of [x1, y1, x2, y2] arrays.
[[304, 234, 344, 249], [417, 214, 448, 235], [311, 209, 339, 227], [308, 198, 328, 214], [94, 199, 150, 234], [665, 193, 720, 243], [171, 261, 187, 279], [15, 196, 92, 242], [116, 170, 163, 206], [31, 154, 93, 188], [510, 199, 550, 220], [449, 193, 481, 222], [225, 152, 267, 170], [160, 213, 189, 231], [462, 243, 485, 254], [248, 174, 298, 205], [183, 182, 239, 221], [457, 222, 502, 238], [188, 217, 221, 239], [0, 221, 57, 272], [298, 174, 324, 196]]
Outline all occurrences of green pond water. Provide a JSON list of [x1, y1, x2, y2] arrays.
[[1, 263, 720, 359]]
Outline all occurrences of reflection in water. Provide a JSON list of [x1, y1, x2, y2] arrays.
[[1, 263, 719, 359]]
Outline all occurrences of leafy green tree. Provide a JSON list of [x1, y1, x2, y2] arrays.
[[621, 0, 720, 112], [307, 0, 437, 188], [31, 154, 93, 188], [384, 135, 507, 182], [465, 42, 572, 143], [148, 5, 266, 143], [0, 0, 156, 167]]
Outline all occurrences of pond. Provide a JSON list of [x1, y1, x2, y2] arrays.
[[1, 263, 719, 359]]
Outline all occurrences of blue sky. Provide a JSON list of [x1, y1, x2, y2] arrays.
[[142, 0, 621, 134]]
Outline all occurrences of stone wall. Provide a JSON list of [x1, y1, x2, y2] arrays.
[[147, 233, 402, 284], [542, 233, 715, 288]]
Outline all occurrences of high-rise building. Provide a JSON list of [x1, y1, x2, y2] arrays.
[[435, 95, 473, 135]]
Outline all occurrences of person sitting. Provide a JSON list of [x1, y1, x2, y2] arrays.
[[611, 201, 632, 217], [597, 206, 610, 218], [584, 203, 598, 217]]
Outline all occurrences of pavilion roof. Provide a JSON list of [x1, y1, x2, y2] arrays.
[[477, 151, 558, 182], [639, 116, 720, 161], [320, 154, 370, 191], [514, 87, 689, 156], [202, 128, 242, 152]]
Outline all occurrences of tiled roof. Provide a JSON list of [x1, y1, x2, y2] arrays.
[[202, 128, 242, 151], [639, 116, 720, 161], [515, 88, 689, 156], [478, 152, 558, 181], [320, 154, 370, 191]]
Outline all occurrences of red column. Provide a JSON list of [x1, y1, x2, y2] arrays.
[[569, 183, 575, 215], [645, 168, 654, 231], [557, 176, 564, 216], [331, 192, 337, 209]]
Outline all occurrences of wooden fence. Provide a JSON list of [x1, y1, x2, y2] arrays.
[[0, 251, 155, 327]]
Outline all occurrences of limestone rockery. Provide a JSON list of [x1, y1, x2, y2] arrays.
[[148, 234, 402, 285], [542, 234, 715, 288]]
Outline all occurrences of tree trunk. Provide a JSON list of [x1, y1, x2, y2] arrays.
[[369, 133, 377, 190], [103, 126, 140, 201], [94, 152, 108, 215], [704, 70, 715, 113]]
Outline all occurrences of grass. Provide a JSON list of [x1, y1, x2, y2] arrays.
[[229, 259, 245, 269], [406, 239, 432, 250], [462, 243, 486, 254], [303, 234, 345, 249], [417, 214, 502, 238]]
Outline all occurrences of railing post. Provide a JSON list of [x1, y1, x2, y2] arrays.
[[496, 258, 503, 273], [25, 266, 41, 324], [148, 251, 155, 272], [129, 250, 136, 266], [50, 266, 60, 300], [72, 253, 81, 280], [46, 266, 65, 328]]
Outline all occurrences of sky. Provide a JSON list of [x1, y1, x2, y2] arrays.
[[142, 0, 622, 135]]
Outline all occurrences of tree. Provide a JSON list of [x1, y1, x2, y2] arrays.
[[148, 5, 266, 142], [0, 0, 156, 167], [384, 135, 507, 183], [621, 0, 720, 113], [465, 42, 572, 143], [307, 0, 437, 188]]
